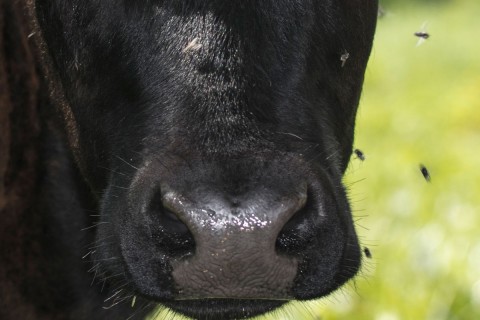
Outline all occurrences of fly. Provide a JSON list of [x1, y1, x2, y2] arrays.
[[420, 164, 431, 182], [364, 247, 372, 259], [354, 149, 365, 161], [414, 22, 430, 47]]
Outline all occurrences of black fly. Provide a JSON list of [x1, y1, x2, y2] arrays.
[[364, 247, 372, 259], [415, 22, 430, 46], [420, 164, 431, 182], [414, 31, 430, 39], [354, 149, 365, 161]]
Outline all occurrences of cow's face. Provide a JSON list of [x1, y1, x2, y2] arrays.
[[32, 0, 377, 318]]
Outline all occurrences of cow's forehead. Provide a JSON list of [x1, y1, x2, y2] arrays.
[[31, 0, 377, 165]]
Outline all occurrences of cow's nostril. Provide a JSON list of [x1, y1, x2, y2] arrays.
[[148, 191, 195, 257], [276, 193, 315, 256], [161, 205, 190, 235]]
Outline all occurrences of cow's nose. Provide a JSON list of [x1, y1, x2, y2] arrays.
[[148, 185, 308, 300]]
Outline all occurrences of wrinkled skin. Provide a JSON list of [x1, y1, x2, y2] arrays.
[[22, 0, 377, 319]]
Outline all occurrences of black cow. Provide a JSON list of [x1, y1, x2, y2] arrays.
[[0, 0, 378, 319]]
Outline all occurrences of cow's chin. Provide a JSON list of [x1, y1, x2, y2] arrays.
[[162, 299, 287, 320]]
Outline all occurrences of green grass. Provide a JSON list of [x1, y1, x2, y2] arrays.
[[150, 2, 480, 319]]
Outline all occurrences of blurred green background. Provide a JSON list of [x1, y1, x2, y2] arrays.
[[151, 1, 480, 319]]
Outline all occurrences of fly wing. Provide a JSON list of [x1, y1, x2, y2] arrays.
[[416, 37, 426, 47], [415, 21, 429, 47]]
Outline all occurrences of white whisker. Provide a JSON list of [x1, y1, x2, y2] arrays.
[[115, 155, 140, 170]]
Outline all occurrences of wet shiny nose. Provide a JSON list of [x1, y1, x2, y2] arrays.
[[146, 185, 308, 300]]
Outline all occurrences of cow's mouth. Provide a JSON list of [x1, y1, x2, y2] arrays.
[[162, 299, 287, 320]]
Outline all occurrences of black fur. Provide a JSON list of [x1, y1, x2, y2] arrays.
[[1, 0, 378, 319]]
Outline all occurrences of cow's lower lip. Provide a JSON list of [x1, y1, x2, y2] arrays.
[[162, 299, 288, 320]]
